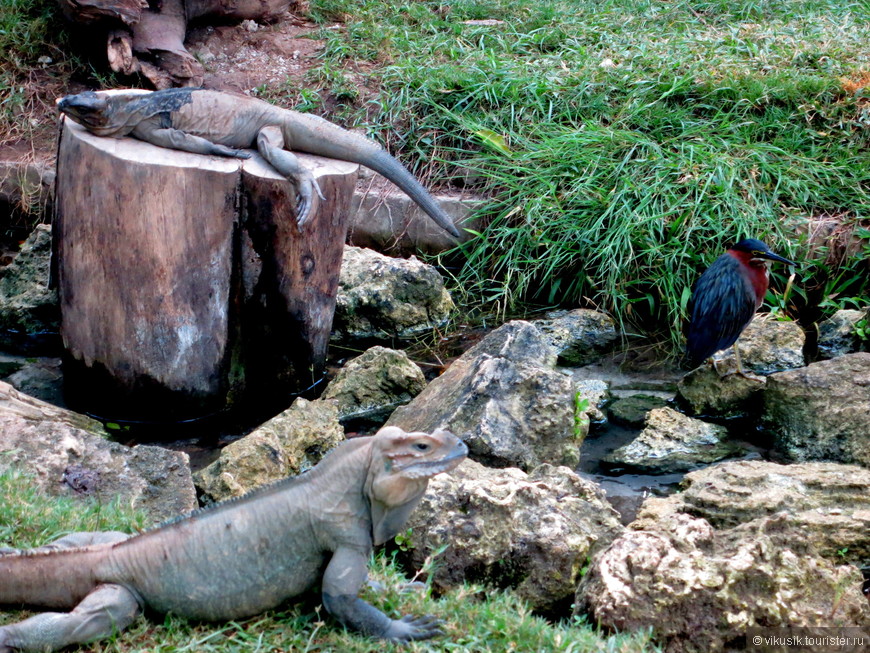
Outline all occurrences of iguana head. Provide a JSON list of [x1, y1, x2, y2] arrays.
[[57, 89, 193, 137], [57, 91, 117, 133], [366, 426, 467, 545]]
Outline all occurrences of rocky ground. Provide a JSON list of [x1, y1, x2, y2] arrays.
[[0, 228, 867, 650]]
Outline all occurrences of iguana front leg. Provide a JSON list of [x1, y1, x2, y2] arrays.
[[321, 547, 442, 642], [130, 124, 252, 159], [256, 125, 325, 227], [0, 584, 141, 653]]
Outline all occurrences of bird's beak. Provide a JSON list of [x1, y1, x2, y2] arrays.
[[760, 251, 796, 267]]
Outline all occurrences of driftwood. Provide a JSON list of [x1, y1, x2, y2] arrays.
[[58, 0, 296, 87], [54, 116, 358, 422]]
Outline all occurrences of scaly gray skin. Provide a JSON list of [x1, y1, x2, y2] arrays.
[[0, 426, 467, 652], [56, 88, 461, 237]]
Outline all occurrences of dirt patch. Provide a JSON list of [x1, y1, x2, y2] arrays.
[[187, 13, 325, 93]]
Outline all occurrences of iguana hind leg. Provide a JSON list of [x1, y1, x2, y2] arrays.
[[256, 125, 325, 227], [0, 584, 141, 653]]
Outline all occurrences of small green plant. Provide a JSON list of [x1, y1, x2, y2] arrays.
[[393, 527, 415, 553], [573, 393, 591, 440]]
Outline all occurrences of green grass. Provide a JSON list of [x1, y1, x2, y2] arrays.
[[297, 0, 870, 349], [0, 0, 74, 145], [0, 466, 659, 652]]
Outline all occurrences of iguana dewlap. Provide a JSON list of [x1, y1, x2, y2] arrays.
[[0, 426, 467, 652], [56, 88, 461, 237]]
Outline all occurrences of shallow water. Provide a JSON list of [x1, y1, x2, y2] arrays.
[[578, 415, 773, 525]]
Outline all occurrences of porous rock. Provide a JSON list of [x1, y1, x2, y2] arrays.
[[632, 460, 870, 567], [0, 381, 195, 524], [194, 397, 344, 502], [532, 308, 619, 366], [712, 315, 805, 375], [602, 407, 737, 474], [576, 513, 869, 653], [333, 246, 454, 340], [677, 365, 764, 418], [387, 321, 583, 470], [403, 459, 624, 612], [572, 378, 610, 422], [607, 393, 669, 427], [4, 357, 64, 407], [0, 224, 59, 352], [817, 308, 868, 359], [677, 316, 805, 417], [320, 346, 425, 424], [763, 352, 870, 467]]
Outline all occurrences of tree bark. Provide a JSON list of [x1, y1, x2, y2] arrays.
[[54, 116, 358, 424]]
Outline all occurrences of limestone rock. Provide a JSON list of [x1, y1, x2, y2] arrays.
[[0, 224, 59, 352], [607, 393, 669, 427], [763, 353, 870, 466], [817, 308, 868, 359], [632, 460, 870, 567], [387, 321, 581, 470], [532, 308, 619, 366], [572, 378, 610, 422], [0, 381, 195, 524], [602, 407, 737, 474], [334, 246, 454, 340], [677, 365, 764, 418], [321, 346, 426, 424], [5, 357, 64, 407], [677, 316, 805, 417], [711, 315, 805, 376], [194, 398, 344, 502], [403, 459, 624, 612], [576, 513, 869, 652]]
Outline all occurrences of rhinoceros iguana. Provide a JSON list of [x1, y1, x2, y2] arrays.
[[0, 426, 467, 652], [57, 88, 461, 237]]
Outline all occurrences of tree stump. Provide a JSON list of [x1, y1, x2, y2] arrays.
[[54, 116, 358, 423]]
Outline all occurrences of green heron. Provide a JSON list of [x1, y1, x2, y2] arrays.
[[685, 238, 795, 374]]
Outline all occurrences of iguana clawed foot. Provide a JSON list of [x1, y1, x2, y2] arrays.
[[223, 147, 252, 159], [294, 173, 326, 229], [384, 614, 443, 641]]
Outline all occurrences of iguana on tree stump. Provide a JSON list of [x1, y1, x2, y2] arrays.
[[57, 88, 461, 237], [0, 426, 467, 652]]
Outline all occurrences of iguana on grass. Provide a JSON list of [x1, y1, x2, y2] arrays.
[[56, 88, 461, 237], [0, 426, 467, 652]]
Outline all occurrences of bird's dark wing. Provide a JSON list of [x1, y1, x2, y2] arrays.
[[685, 254, 758, 366]]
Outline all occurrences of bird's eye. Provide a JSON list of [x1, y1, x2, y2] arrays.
[[413, 442, 431, 452], [752, 250, 763, 256]]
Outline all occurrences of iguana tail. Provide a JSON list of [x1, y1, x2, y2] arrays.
[[0, 547, 108, 610], [353, 149, 461, 238], [290, 120, 461, 238]]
